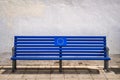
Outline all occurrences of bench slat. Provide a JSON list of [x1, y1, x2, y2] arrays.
[[16, 45, 105, 47], [16, 39, 104, 41], [15, 50, 104, 53], [16, 47, 104, 50], [15, 42, 104, 44], [17, 39, 104, 41], [15, 53, 105, 56], [17, 39, 54, 41], [16, 36, 106, 38]]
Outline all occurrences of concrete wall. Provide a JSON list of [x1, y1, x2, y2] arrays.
[[0, 0, 120, 54]]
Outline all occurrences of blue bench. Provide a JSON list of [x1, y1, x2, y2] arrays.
[[11, 36, 111, 72]]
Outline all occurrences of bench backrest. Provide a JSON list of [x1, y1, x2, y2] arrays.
[[14, 36, 107, 58]]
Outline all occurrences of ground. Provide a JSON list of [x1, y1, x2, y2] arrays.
[[0, 54, 120, 80]]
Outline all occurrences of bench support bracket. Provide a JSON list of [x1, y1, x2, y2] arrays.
[[12, 47, 17, 72], [12, 60, 16, 72], [59, 60, 62, 73], [103, 47, 109, 72], [104, 60, 109, 71], [59, 46, 62, 73]]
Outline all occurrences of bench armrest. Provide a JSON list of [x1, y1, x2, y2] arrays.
[[12, 47, 15, 56], [106, 46, 109, 56]]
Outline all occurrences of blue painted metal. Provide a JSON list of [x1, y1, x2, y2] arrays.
[[16, 45, 105, 47], [15, 36, 106, 38], [15, 51, 104, 53], [16, 47, 104, 50], [14, 36, 17, 57], [11, 36, 111, 61], [17, 39, 104, 41], [104, 37, 107, 57], [15, 42, 104, 44], [15, 53, 105, 56], [11, 57, 110, 60], [54, 37, 67, 46]]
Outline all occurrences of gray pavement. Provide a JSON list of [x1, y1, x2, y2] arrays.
[[0, 54, 120, 80]]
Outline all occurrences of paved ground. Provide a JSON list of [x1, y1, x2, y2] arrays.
[[0, 54, 120, 80]]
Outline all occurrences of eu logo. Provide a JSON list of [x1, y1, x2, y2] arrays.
[[54, 37, 67, 46]]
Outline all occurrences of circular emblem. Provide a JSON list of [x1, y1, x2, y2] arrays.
[[57, 38, 64, 45]]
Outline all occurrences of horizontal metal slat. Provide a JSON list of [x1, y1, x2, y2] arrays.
[[15, 36, 106, 38], [15, 50, 104, 53], [15, 53, 105, 56], [16, 47, 104, 50], [67, 39, 104, 41], [11, 57, 60, 60], [16, 39, 104, 41], [16, 48, 60, 50], [62, 54, 105, 56], [62, 48, 104, 50], [67, 42, 104, 44], [15, 42, 54, 44], [16, 54, 59, 56], [16, 39, 54, 41], [15, 42, 104, 45], [17, 40, 104, 42], [11, 56, 110, 60], [15, 45, 105, 47], [60, 57, 110, 60]]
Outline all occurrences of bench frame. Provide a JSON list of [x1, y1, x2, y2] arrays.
[[11, 36, 110, 72]]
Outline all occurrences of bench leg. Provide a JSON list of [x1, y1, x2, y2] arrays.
[[12, 60, 16, 72], [59, 60, 62, 73], [104, 60, 109, 71]]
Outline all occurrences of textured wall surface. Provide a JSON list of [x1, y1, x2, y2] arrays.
[[0, 0, 120, 54]]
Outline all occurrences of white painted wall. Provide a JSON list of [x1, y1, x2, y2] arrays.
[[0, 0, 120, 54]]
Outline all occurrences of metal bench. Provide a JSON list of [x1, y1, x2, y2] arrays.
[[11, 36, 111, 72]]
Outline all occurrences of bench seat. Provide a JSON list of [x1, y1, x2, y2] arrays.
[[11, 56, 110, 60]]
